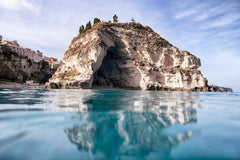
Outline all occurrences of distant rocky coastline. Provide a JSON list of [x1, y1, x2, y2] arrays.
[[210, 86, 233, 92]]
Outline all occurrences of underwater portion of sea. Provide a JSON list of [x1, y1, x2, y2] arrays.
[[0, 88, 239, 160]]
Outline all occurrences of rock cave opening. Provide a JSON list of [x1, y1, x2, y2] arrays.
[[92, 47, 142, 89], [92, 47, 121, 88]]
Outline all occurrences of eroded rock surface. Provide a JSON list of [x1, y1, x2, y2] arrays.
[[49, 22, 207, 90]]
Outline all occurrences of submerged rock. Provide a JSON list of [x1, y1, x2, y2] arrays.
[[49, 22, 207, 90]]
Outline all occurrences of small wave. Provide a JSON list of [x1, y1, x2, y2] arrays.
[[0, 108, 44, 112], [0, 132, 28, 147]]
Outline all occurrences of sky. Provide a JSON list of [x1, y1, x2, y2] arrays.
[[0, 0, 240, 91]]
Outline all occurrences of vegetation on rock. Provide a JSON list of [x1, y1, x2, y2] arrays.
[[62, 78, 75, 81], [183, 50, 194, 56], [78, 16, 154, 36], [79, 21, 92, 35], [52, 69, 81, 79], [79, 25, 84, 34], [184, 50, 190, 54], [155, 39, 172, 47], [94, 18, 101, 25], [85, 21, 92, 31]]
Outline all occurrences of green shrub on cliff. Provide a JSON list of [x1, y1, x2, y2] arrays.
[[184, 50, 190, 55], [155, 39, 172, 47], [133, 23, 145, 30], [79, 25, 85, 34], [79, 21, 92, 35], [85, 21, 92, 31], [130, 23, 154, 32], [94, 18, 101, 25]]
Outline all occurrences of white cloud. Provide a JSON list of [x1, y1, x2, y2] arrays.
[[209, 14, 239, 28], [0, 0, 40, 14], [192, 3, 226, 22], [172, 1, 208, 20], [21, 0, 34, 11], [175, 9, 198, 19], [0, 0, 19, 10], [193, 12, 209, 21]]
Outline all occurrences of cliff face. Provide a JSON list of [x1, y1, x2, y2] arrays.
[[49, 22, 207, 90], [0, 45, 54, 83]]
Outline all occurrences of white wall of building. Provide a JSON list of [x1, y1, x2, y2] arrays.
[[0, 35, 60, 65]]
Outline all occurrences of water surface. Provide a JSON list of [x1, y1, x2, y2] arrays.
[[0, 89, 239, 159]]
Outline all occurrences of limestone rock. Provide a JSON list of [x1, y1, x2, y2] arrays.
[[213, 86, 233, 92], [49, 22, 207, 90]]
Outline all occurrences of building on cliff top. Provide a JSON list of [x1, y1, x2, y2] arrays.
[[0, 35, 44, 63]]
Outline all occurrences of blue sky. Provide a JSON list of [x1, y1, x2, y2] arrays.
[[0, 0, 239, 91]]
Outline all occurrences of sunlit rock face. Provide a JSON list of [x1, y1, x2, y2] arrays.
[[49, 22, 207, 90]]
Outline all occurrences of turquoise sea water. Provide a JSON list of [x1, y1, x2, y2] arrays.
[[0, 88, 239, 160]]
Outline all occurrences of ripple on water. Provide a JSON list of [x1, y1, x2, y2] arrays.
[[0, 89, 239, 159]]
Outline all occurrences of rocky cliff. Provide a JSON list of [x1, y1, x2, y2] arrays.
[[49, 22, 207, 90], [0, 45, 54, 83]]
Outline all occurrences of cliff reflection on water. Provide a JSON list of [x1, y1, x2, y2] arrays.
[[48, 90, 200, 158], [1, 89, 239, 159]]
